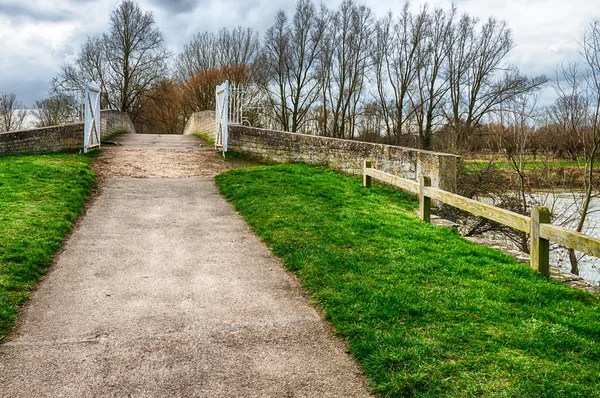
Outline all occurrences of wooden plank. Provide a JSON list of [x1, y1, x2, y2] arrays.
[[366, 169, 419, 194], [424, 186, 531, 233], [530, 207, 550, 277], [540, 223, 600, 258]]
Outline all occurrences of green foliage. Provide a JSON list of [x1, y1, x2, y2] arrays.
[[0, 154, 96, 338], [216, 163, 600, 397]]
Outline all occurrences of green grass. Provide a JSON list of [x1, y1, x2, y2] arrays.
[[192, 131, 215, 145], [0, 153, 96, 338], [215, 163, 600, 397], [466, 160, 600, 170]]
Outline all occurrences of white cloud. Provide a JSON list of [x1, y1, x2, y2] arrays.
[[2, 0, 600, 106]]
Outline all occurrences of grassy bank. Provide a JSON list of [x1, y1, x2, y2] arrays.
[[464, 159, 600, 190], [0, 153, 96, 338], [216, 163, 600, 397]]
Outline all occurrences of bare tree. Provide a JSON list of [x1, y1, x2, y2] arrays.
[[0, 92, 26, 132], [496, 92, 543, 251], [217, 27, 260, 73], [287, 0, 327, 132], [411, 6, 454, 150], [445, 15, 546, 150], [550, 21, 600, 274], [176, 27, 259, 82], [53, 0, 170, 121], [372, 3, 427, 144], [32, 94, 78, 127], [258, 0, 326, 132], [176, 32, 219, 79], [325, 0, 373, 139], [259, 11, 291, 130]]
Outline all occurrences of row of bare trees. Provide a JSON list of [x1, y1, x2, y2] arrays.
[[41, 0, 546, 146], [251, 0, 547, 150], [0, 92, 81, 131]]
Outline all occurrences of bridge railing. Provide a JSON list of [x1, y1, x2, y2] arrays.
[[363, 160, 600, 278]]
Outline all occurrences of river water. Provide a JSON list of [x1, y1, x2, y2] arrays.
[[466, 192, 600, 284], [536, 192, 600, 284]]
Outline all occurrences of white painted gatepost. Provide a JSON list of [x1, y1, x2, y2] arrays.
[[215, 81, 229, 156], [83, 81, 101, 153]]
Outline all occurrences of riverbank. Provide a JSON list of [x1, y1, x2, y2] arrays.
[[464, 158, 600, 190], [216, 163, 600, 397]]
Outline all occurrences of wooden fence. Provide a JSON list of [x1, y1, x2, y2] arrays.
[[363, 160, 600, 278]]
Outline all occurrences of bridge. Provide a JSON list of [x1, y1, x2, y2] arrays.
[[0, 133, 370, 397]]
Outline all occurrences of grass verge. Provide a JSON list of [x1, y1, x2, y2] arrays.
[[192, 131, 215, 145], [215, 163, 600, 397], [0, 153, 96, 338]]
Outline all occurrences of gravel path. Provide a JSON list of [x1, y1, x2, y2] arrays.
[[0, 134, 371, 397]]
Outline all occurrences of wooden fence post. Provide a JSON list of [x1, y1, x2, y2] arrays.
[[530, 206, 550, 277], [420, 176, 431, 223], [363, 160, 372, 188]]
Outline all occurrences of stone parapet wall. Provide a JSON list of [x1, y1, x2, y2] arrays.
[[100, 110, 136, 137], [183, 111, 216, 139], [0, 123, 84, 156], [229, 125, 460, 192], [0, 110, 135, 156]]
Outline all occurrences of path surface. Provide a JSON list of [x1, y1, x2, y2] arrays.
[[0, 134, 371, 397]]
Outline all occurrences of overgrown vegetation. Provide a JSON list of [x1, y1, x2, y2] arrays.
[[0, 154, 96, 338], [216, 163, 600, 397]]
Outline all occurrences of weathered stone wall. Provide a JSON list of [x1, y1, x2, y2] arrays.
[[100, 110, 136, 137], [0, 123, 84, 156], [183, 110, 216, 139], [0, 110, 135, 156], [229, 125, 460, 191]]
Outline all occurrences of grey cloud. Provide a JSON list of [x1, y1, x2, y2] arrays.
[[0, 3, 74, 23], [148, 0, 201, 14], [0, 78, 52, 107]]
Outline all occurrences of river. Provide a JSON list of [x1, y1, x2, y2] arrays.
[[536, 192, 600, 284]]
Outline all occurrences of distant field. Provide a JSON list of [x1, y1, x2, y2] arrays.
[[465, 159, 600, 170], [0, 153, 96, 338]]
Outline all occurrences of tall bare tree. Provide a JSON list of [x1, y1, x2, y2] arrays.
[[0, 92, 26, 132], [411, 6, 454, 150], [325, 0, 373, 139], [53, 0, 170, 121], [550, 21, 600, 274], [259, 11, 291, 130], [32, 94, 77, 127], [373, 3, 427, 144], [258, 0, 326, 132], [445, 15, 546, 150]]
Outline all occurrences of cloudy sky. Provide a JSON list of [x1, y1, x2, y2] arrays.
[[1, 0, 600, 106]]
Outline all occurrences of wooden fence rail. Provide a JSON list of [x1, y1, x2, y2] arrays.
[[363, 160, 600, 278]]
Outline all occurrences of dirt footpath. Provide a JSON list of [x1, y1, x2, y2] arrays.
[[93, 147, 250, 179], [0, 134, 372, 397]]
